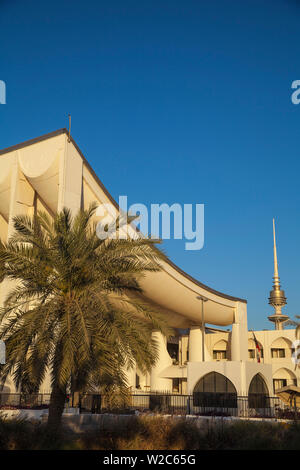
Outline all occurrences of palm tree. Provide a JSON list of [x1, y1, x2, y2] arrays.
[[0, 204, 171, 430], [285, 316, 300, 339]]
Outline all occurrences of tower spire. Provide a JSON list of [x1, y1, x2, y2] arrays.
[[268, 218, 289, 330], [273, 218, 279, 283]]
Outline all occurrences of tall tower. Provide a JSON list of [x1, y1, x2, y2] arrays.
[[268, 219, 289, 330]]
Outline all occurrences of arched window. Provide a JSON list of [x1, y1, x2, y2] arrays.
[[212, 340, 228, 361], [193, 372, 237, 408], [273, 368, 297, 392], [270, 337, 292, 359], [248, 338, 264, 361], [248, 374, 269, 409]]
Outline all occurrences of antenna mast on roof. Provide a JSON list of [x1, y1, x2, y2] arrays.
[[68, 114, 71, 142]]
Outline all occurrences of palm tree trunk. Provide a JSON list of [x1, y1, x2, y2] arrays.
[[47, 382, 66, 431]]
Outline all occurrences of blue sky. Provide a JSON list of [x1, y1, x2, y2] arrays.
[[1, 0, 300, 330]]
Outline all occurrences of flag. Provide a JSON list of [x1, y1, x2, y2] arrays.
[[252, 331, 261, 363]]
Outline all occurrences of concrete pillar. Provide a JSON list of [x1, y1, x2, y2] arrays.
[[189, 326, 203, 362], [150, 331, 172, 392], [231, 302, 248, 362], [189, 326, 211, 362], [231, 323, 240, 361]]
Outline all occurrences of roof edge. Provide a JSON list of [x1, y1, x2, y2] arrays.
[[0, 128, 247, 304], [0, 128, 68, 155]]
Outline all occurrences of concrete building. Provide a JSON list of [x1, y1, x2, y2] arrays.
[[0, 129, 298, 404]]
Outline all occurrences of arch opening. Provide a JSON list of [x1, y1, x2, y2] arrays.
[[248, 374, 270, 409], [193, 372, 237, 408]]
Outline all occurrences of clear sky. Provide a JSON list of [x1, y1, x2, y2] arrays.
[[1, 0, 300, 330]]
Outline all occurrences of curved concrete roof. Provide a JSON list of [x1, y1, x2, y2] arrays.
[[0, 129, 247, 328]]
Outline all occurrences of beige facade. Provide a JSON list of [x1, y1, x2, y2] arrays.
[[0, 129, 298, 399]]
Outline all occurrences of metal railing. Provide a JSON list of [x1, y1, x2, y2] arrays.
[[77, 392, 291, 418], [0, 393, 51, 409], [0, 392, 297, 419]]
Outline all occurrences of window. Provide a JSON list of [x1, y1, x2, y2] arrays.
[[213, 350, 227, 360], [167, 339, 179, 364], [193, 372, 237, 408], [248, 349, 255, 359], [135, 374, 140, 389], [271, 348, 285, 358], [172, 378, 180, 393], [273, 379, 287, 392], [273, 378, 297, 393], [248, 349, 264, 359]]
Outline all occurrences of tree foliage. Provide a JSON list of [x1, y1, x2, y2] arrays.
[[0, 204, 171, 426]]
